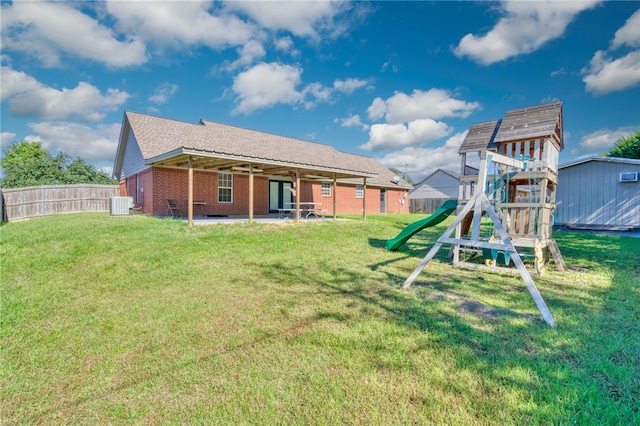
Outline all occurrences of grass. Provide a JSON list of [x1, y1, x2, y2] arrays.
[[1, 213, 639, 425]]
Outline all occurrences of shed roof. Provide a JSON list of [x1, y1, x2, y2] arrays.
[[560, 155, 640, 169]]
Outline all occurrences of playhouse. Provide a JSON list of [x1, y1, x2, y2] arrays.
[[399, 101, 566, 326]]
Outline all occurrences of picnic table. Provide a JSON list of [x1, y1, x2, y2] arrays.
[[279, 202, 326, 219]]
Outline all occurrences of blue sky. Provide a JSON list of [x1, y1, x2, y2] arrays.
[[1, 1, 639, 181]]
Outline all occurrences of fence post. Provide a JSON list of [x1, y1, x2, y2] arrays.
[[41, 186, 45, 217], [82, 185, 87, 212]]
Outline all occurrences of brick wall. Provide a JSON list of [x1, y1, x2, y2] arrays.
[[150, 168, 269, 216], [123, 168, 409, 217], [304, 182, 409, 215]]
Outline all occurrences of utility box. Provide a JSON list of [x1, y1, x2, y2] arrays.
[[110, 196, 133, 215]]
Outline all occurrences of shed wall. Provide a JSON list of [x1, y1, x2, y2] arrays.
[[556, 161, 640, 228], [410, 172, 459, 199]]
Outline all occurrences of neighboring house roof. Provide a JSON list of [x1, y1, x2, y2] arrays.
[[337, 155, 412, 189], [458, 101, 563, 153], [559, 155, 640, 169], [114, 111, 411, 188], [413, 168, 461, 186], [410, 168, 460, 199]]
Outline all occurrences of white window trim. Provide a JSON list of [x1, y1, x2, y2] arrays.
[[355, 184, 364, 199], [321, 182, 332, 197], [218, 172, 233, 203]]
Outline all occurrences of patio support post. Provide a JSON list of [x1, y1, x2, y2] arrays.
[[249, 163, 254, 223], [362, 177, 367, 220], [332, 174, 337, 220], [295, 168, 301, 223], [188, 156, 193, 227]]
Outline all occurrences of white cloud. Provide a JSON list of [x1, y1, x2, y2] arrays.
[[368, 89, 480, 124], [611, 9, 640, 49], [333, 78, 369, 94], [0, 66, 41, 101], [582, 10, 640, 95], [231, 62, 304, 114], [149, 83, 179, 104], [377, 131, 469, 182], [454, 1, 600, 65], [583, 50, 640, 95], [27, 121, 121, 166], [336, 115, 369, 131], [1, 1, 146, 68], [360, 119, 451, 151], [1, 132, 17, 146], [359, 89, 479, 151], [366, 98, 387, 121], [106, 0, 254, 51], [231, 62, 369, 114], [223, 40, 267, 71], [274, 36, 294, 52], [226, 1, 348, 40], [2, 67, 129, 121], [572, 127, 638, 155]]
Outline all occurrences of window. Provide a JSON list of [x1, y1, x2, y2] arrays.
[[355, 184, 364, 198], [218, 172, 232, 203], [321, 182, 331, 197]]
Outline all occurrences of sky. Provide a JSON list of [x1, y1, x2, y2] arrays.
[[1, 0, 639, 182]]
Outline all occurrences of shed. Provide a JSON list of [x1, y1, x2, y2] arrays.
[[556, 156, 640, 230], [409, 169, 460, 213]]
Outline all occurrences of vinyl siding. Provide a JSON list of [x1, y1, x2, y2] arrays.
[[556, 160, 640, 228]]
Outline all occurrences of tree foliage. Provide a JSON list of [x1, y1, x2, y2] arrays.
[[0, 141, 117, 188], [605, 131, 640, 160]]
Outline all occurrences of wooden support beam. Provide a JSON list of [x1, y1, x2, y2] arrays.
[[249, 163, 254, 224], [332, 174, 337, 220], [362, 177, 367, 220], [187, 157, 193, 227]]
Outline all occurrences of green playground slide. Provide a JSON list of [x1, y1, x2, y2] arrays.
[[385, 199, 458, 251]]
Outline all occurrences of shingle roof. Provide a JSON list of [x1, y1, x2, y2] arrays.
[[458, 101, 564, 154], [458, 120, 501, 154], [115, 111, 410, 185], [494, 101, 563, 146]]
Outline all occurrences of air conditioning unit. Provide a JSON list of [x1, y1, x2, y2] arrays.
[[619, 172, 638, 183], [110, 196, 133, 215]]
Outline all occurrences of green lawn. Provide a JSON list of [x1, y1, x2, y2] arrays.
[[1, 213, 638, 424]]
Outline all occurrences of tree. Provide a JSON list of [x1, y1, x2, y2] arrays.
[[0, 141, 117, 188], [605, 131, 640, 160]]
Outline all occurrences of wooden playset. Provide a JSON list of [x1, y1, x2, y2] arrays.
[[402, 102, 566, 326]]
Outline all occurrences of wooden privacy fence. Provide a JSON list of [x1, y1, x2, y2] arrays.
[[410, 198, 456, 214], [1, 184, 119, 222]]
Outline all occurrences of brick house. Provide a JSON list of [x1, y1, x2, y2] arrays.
[[113, 111, 412, 223]]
